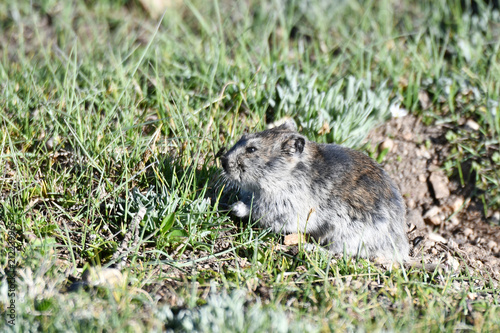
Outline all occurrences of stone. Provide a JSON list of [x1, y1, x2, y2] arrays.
[[423, 206, 442, 225], [467, 292, 478, 300], [139, 0, 183, 19], [451, 197, 464, 212], [284, 233, 304, 246], [429, 172, 450, 199], [487, 240, 498, 250], [463, 228, 474, 238], [465, 119, 480, 131], [423, 206, 440, 218], [407, 210, 425, 230], [428, 232, 447, 244], [449, 216, 460, 227], [380, 138, 394, 152], [418, 174, 427, 183], [428, 215, 442, 226], [446, 253, 460, 271], [82, 267, 125, 288], [418, 90, 431, 110], [491, 211, 500, 224]]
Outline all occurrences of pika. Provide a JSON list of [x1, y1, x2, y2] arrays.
[[220, 120, 409, 261]]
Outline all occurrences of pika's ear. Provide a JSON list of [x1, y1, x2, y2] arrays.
[[282, 134, 306, 155], [275, 118, 297, 132]]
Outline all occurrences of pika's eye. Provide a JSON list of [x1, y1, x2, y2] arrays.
[[246, 146, 257, 153]]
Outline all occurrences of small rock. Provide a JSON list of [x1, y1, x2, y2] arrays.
[[487, 240, 498, 250], [419, 147, 432, 160], [379, 139, 394, 152], [424, 206, 440, 218], [448, 239, 459, 250], [418, 174, 427, 183], [82, 267, 125, 288], [46, 135, 60, 151], [463, 244, 475, 253], [423, 206, 442, 225], [467, 292, 478, 300], [418, 90, 431, 110], [451, 197, 464, 212], [463, 228, 474, 238], [25, 232, 37, 242], [407, 198, 416, 209], [491, 211, 500, 224], [425, 240, 436, 249], [428, 232, 447, 244], [139, 0, 183, 19], [407, 210, 425, 230], [429, 172, 450, 199], [446, 253, 460, 271], [428, 216, 442, 226], [465, 119, 480, 131], [449, 216, 460, 227], [284, 233, 304, 246]]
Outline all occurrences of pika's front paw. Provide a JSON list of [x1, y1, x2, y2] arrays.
[[231, 201, 250, 218]]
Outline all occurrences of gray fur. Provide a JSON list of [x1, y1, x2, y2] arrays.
[[220, 120, 409, 262]]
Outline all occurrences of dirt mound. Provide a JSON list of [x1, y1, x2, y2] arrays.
[[367, 115, 500, 278]]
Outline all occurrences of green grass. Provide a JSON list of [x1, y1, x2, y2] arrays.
[[1, 0, 499, 331]]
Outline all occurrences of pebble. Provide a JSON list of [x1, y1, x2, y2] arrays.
[[449, 216, 460, 227], [491, 211, 500, 224], [418, 90, 431, 110], [420, 148, 431, 160], [463, 228, 474, 238], [428, 232, 447, 244], [380, 138, 394, 152], [451, 197, 464, 212], [418, 174, 427, 182], [424, 206, 440, 218], [407, 198, 416, 209], [429, 171, 450, 199], [446, 253, 460, 271], [407, 210, 425, 229], [284, 233, 303, 246], [467, 292, 478, 300], [448, 239, 459, 250], [424, 206, 442, 225], [465, 119, 480, 131], [487, 240, 498, 250], [82, 267, 125, 288], [428, 215, 442, 225]]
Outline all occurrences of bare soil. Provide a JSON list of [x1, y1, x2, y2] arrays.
[[366, 115, 500, 279]]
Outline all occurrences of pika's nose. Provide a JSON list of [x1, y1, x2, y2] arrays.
[[221, 155, 230, 172], [221, 155, 235, 172]]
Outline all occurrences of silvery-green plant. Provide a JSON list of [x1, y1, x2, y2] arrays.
[[161, 285, 318, 333], [272, 67, 397, 147]]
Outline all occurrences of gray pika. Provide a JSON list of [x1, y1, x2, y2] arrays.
[[220, 120, 409, 262]]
